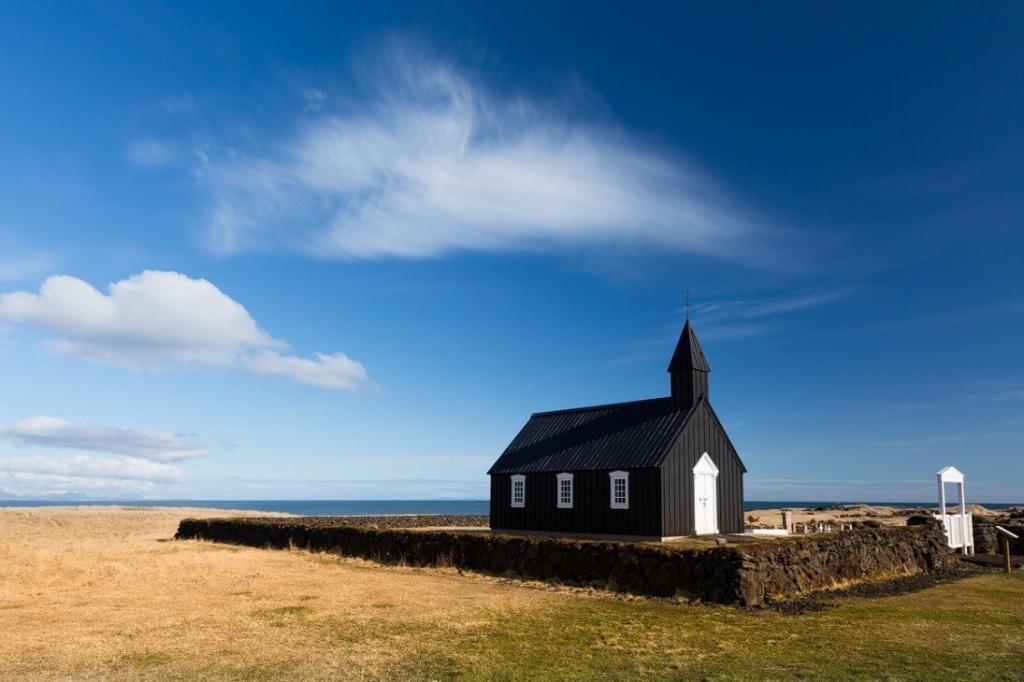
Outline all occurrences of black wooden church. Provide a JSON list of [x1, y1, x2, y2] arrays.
[[488, 319, 746, 540]]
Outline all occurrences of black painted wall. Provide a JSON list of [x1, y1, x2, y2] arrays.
[[489, 399, 746, 538], [489, 468, 662, 537], [660, 400, 745, 535], [670, 368, 709, 412]]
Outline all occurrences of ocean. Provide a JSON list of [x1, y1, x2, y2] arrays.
[[0, 499, 1019, 515]]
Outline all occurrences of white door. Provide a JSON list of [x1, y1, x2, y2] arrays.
[[693, 453, 720, 535]]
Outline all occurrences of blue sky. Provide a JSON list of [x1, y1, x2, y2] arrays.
[[0, 2, 1021, 502]]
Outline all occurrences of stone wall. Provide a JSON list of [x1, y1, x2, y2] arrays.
[[973, 517, 999, 554], [176, 517, 741, 601], [258, 515, 490, 530], [980, 519, 1024, 554], [1005, 525, 1024, 553], [176, 517, 952, 607], [990, 507, 1024, 554], [733, 524, 955, 606]]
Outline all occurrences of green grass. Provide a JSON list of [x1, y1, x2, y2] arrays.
[[391, 572, 1024, 681], [118, 651, 175, 670], [61, 572, 1024, 680], [251, 604, 315, 627]]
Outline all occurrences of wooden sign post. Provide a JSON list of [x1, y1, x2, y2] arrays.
[[996, 526, 1019, 574]]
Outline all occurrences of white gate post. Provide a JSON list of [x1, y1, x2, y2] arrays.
[[937, 474, 946, 515], [958, 480, 969, 555], [935, 466, 968, 551]]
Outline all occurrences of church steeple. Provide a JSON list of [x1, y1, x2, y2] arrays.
[[668, 319, 709, 412]]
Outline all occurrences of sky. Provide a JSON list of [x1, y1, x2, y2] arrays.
[[0, 1, 1022, 502]]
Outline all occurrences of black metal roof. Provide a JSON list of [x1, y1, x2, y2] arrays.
[[668, 320, 709, 373], [488, 397, 695, 475]]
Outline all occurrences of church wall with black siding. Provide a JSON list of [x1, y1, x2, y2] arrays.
[[660, 400, 746, 536], [489, 468, 662, 537], [488, 318, 747, 539]]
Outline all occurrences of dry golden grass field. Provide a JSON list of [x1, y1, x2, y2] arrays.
[[1, 506, 1022, 681]]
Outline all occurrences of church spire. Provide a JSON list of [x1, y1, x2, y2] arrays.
[[668, 319, 710, 412]]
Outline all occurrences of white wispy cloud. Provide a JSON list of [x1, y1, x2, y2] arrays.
[[1, 416, 206, 462], [302, 88, 327, 112], [0, 467, 167, 497], [0, 473, 155, 495], [692, 287, 856, 322], [125, 138, 177, 168], [197, 48, 770, 263], [0, 450, 189, 500], [161, 94, 197, 114], [984, 390, 1024, 402], [0, 270, 369, 391], [685, 287, 856, 342], [0, 454, 182, 482]]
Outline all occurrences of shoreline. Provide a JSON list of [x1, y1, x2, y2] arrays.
[[2, 499, 1021, 508]]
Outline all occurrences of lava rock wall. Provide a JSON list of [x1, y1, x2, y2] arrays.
[[176, 517, 951, 607], [254, 515, 491, 530], [733, 524, 954, 605]]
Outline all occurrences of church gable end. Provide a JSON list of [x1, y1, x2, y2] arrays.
[[659, 398, 746, 536]]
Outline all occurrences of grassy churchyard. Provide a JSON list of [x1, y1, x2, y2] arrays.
[[1, 506, 1021, 680]]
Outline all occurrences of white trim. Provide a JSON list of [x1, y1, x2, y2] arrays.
[[692, 452, 719, 476], [510, 474, 526, 508], [556, 472, 574, 508], [609, 470, 629, 510]]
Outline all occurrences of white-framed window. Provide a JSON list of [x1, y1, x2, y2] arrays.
[[510, 474, 526, 508], [609, 470, 629, 509], [556, 473, 573, 509]]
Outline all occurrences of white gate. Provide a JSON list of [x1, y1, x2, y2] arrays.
[[933, 513, 974, 551], [693, 453, 719, 535], [935, 465, 974, 554]]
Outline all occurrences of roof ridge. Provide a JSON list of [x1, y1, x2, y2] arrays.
[[648, 395, 704, 469], [530, 395, 671, 417]]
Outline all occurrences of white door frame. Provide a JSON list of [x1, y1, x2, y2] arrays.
[[693, 453, 720, 535]]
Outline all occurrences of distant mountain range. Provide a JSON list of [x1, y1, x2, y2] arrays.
[[0, 489, 144, 502]]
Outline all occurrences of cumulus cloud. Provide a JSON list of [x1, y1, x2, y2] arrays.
[[199, 51, 769, 262], [0, 270, 369, 390], [244, 349, 368, 391], [1, 416, 206, 462]]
